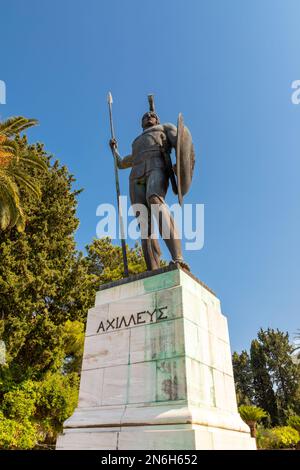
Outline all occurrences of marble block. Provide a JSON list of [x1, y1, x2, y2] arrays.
[[56, 266, 256, 450]]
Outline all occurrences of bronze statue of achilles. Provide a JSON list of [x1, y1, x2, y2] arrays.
[[110, 95, 195, 272]]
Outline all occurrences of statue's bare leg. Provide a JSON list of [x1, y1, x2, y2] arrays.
[[130, 178, 161, 271], [140, 206, 161, 270], [148, 194, 181, 260], [145, 169, 189, 270]]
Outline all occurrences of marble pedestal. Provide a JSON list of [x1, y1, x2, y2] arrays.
[[56, 266, 256, 450]]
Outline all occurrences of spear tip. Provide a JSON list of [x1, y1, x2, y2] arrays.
[[107, 91, 113, 104]]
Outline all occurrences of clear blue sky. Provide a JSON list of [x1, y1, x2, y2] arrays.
[[1, 0, 300, 352]]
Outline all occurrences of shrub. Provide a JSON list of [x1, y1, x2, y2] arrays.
[[287, 415, 300, 433], [271, 426, 300, 448], [257, 425, 299, 449], [0, 373, 79, 449], [257, 427, 279, 449], [2, 381, 38, 420], [0, 411, 38, 449], [35, 372, 79, 433]]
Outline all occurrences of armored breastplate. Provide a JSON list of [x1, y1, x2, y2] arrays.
[[130, 126, 167, 179], [132, 126, 166, 159]]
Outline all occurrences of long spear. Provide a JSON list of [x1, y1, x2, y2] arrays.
[[107, 92, 129, 277]]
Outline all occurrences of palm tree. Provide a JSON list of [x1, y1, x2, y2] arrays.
[[0, 116, 46, 231], [239, 405, 267, 438]]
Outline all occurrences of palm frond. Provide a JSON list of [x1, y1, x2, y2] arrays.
[[7, 168, 41, 198], [19, 153, 48, 172], [0, 175, 24, 230], [0, 140, 18, 157], [0, 116, 44, 231], [0, 116, 38, 136]]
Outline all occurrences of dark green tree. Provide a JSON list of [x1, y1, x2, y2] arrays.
[[0, 135, 149, 448], [0, 138, 98, 385], [250, 338, 278, 424], [0, 136, 99, 448], [232, 350, 254, 405], [86, 237, 148, 284], [252, 328, 300, 424], [233, 328, 300, 426]]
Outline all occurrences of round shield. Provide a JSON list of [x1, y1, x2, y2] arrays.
[[176, 113, 195, 206]]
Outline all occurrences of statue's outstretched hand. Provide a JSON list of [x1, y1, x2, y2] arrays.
[[109, 138, 118, 150]]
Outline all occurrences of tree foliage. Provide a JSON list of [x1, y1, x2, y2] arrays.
[[257, 426, 299, 449], [232, 351, 254, 405], [0, 411, 39, 449], [0, 139, 97, 385], [233, 328, 300, 426], [0, 117, 46, 230], [238, 405, 267, 438], [250, 337, 278, 423], [86, 236, 147, 284], [0, 136, 97, 448], [239, 405, 267, 423], [287, 414, 300, 433], [0, 134, 147, 448]]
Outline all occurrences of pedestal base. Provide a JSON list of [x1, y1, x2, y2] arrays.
[[56, 425, 256, 450], [56, 405, 255, 450], [56, 266, 256, 450]]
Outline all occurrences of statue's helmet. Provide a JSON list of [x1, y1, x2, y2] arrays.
[[141, 111, 160, 127]]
